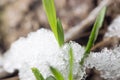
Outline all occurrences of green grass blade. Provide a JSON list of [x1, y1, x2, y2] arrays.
[[42, 0, 64, 47], [31, 67, 44, 80], [46, 76, 56, 80], [42, 0, 57, 39], [68, 45, 74, 80], [80, 7, 106, 65], [49, 66, 64, 80], [57, 19, 64, 46]]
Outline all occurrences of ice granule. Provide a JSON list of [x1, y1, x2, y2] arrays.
[[85, 46, 120, 79], [3, 28, 85, 80], [105, 15, 120, 38]]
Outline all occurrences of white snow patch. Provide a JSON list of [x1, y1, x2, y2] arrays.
[[105, 15, 120, 38], [3, 28, 120, 80], [3, 28, 85, 80], [85, 46, 120, 79]]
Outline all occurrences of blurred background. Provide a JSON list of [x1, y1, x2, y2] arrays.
[[0, 0, 120, 80]]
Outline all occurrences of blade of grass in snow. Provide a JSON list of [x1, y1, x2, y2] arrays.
[[31, 67, 44, 80], [42, 0, 64, 47], [68, 44, 74, 80], [80, 7, 106, 65], [42, 0, 57, 37], [57, 19, 64, 46], [46, 76, 56, 80], [50, 66, 64, 80]]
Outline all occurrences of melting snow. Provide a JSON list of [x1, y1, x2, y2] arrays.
[[3, 28, 85, 80], [3, 28, 120, 80], [85, 46, 120, 79]]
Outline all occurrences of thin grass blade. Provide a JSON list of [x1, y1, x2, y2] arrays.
[[80, 7, 106, 65], [50, 66, 64, 80], [42, 0, 57, 38], [68, 44, 74, 80], [31, 67, 44, 80], [42, 0, 64, 47], [57, 19, 64, 46]]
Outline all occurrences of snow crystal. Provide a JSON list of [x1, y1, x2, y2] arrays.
[[105, 15, 120, 38], [85, 46, 120, 79], [3, 28, 85, 80]]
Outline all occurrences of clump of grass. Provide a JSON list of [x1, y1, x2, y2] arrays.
[[32, 0, 106, 80]]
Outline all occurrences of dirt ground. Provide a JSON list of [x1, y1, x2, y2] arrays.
[[0, 0, 120, 80]]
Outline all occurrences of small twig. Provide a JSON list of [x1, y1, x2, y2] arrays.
[[78, 29, 105, 38], [65, 0, 113, 42], [91, 37, 120, 51]]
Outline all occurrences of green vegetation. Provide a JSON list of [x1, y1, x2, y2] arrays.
[[80, 7, 106, 65], [68, 44, 73, 80], [32, 0, 106, 80], [49, 66, 64, 80], [32, 68, 44, 80], [42, 0, 64, 47]]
